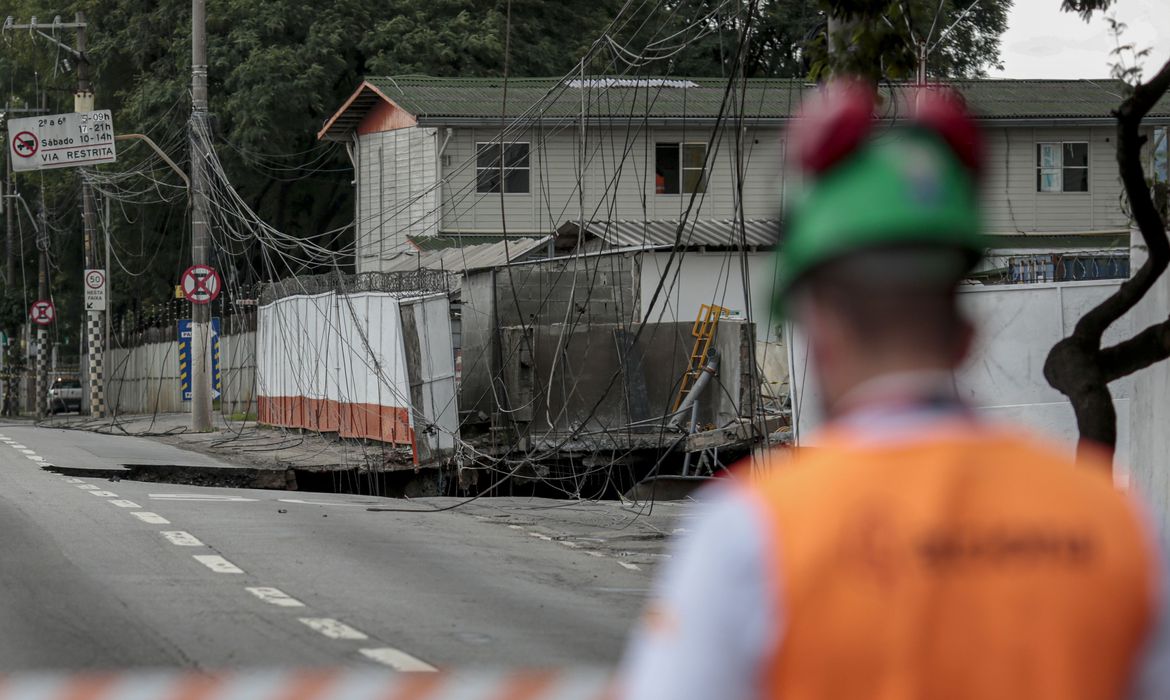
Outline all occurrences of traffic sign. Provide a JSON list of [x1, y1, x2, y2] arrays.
[[6, 110, 117, 172], [84, 268, 107, 311], [180, 265, 221, 305], [178, 318, 222, 401], [29, 300, 55, 326]]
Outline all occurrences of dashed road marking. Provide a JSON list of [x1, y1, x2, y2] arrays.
[[193, 555, 244, 574], [75, 484, 99, 490], [508, 525, 524, 530], [19, 449, 35, 454], [27, 456, 47, 462], [299, 618, 369, 640], [617, 561, 641, 571], [149, 493, 259, 502], [528, 532, 553, 542], [10, 444, 26, 449], [359, 648, 438, 672], [246, 587, 305, 608], [89, 490, 119, 498], [131, 512, 170, 525], [62, 477, 83, 483], [585, 551, 605, 558], [560, 541, 580, 549], [161, 531, 205, 547], [109, 500, 141, 508]]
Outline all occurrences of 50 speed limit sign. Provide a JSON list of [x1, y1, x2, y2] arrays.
[[84, 269, 107, 311]]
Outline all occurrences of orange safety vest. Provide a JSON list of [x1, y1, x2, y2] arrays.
[[742, 423, 1158, 700]]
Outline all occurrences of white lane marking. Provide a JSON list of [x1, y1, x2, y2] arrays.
[[299, 618, 369, 640], [27, 456, 48, 462], [89, 491, 119, 498], [246, 587, 305, 608], [161, 531, 205, 547], [62, 477, 83, 483], [277, 498, 370, 507], [149, 494, 259, 502], [75, 484, 99, 490], [10, 444, 26, 449], [528, 532, 553, 541], [109, 500, 141, 508], [131, 512, 170, 525], [193, 555, 244, 574], [560, 541, 580, 549], [586, 551, 605, 558], [19, 449, 35, 454], [507, 525, 524, 530], [359, 648, 437, 672], [617, 561, 641, 571]]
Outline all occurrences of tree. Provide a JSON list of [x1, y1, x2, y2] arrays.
[[1041, 0, 1170, 462]]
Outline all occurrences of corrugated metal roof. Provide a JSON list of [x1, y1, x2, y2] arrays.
[[379, 236, 550, 273], [320, 77, 1170, 135], [584, 219, 780, 250]]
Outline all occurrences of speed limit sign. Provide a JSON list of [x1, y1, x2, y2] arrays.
[[84, 269, 107, 311]]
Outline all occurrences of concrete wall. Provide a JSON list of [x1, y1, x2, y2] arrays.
[[790, 279, 1135, 465], [106, 332, 256, 416], [495, 319, 757, 446]]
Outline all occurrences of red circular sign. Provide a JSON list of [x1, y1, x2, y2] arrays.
[[12, 131, 38, 158], [181, 265, 221, 305], [29, 300, 55, 325]]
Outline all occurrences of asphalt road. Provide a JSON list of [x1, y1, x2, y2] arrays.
[[0, 422, 667, 672]]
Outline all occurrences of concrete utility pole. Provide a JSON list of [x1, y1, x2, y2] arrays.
[[35, 207, 48, 419], [74, 12, 105, 419], [190, 0, 213, 431]]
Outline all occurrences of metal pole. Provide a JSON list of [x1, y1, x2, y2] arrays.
[[5, 119, 13, 287], [190, 0, 212, 431]]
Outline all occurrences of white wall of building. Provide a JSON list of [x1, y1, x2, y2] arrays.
[[355, 127, 440, 272]]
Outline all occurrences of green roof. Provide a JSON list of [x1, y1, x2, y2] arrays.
[[361, 76, 1170, 122]]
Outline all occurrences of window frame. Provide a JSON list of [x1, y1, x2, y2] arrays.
[[654, 141, 708, 195], [1036, 141, 1090, 194], [475, 141, 531, 194]]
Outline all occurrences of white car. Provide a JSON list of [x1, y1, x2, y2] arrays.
[[48, 378, 83, 414]]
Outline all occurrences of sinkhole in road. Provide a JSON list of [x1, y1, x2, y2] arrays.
[[44, 448, 710, 500]]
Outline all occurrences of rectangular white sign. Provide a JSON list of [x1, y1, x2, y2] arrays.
[[84, 269, 107, 311], [7, 110, 116, 172]]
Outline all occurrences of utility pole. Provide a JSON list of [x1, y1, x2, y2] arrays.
[[35, 206, 48, 419], [190, 0, 213, 431], [74, 11, 104, 419]]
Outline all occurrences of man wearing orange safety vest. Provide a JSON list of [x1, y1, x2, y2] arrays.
[[620, 81, 1170, 699]]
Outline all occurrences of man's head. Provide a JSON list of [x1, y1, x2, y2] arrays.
[[777, 82, 986, 416]]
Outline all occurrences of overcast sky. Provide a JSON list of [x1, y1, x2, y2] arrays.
[[994, 0, 1170, 79]]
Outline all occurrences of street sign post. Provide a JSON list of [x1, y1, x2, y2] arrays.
[[6, 110, 116, 172], [178, 318, 221, 401], [29, 300, 55, 326], [180, 265, 221, 305], [84, 268, 107, 311]]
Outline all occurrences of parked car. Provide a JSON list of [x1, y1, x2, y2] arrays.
[[48, 378, 83, 414]]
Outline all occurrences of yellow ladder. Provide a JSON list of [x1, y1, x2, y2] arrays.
[[672, 304, 729, 413]]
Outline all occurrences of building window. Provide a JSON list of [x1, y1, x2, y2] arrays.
[[1036, 142, 1089, 193], [476, 142, 530, 193], [655, 143, 707, 195]]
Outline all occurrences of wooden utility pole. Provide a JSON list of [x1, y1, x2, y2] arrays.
[[190, 0, 213, 431]]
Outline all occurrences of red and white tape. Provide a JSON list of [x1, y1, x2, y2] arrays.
[[0, 670, 616, 700]]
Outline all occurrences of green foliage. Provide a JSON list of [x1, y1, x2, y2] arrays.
[[812, 0, 1011, 82]]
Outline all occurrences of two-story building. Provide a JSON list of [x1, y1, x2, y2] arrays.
[[313, 77, 1168, 461]]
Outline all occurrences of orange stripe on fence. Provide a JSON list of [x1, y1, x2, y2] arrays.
[[381, 674, 445, 700]]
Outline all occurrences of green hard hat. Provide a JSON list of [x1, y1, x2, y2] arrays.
[[776, 127, 986, 306]]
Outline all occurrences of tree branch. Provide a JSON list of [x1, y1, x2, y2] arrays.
[[1072, 57, 1170, 342], [1100, 316, 1170, 382]]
